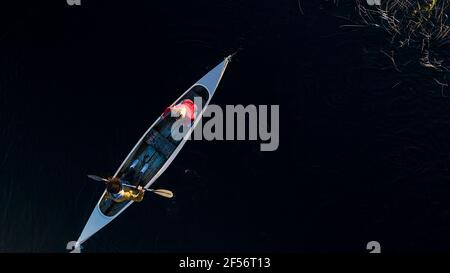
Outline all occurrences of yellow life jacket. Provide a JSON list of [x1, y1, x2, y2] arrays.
[[106, 188, 145, 203]]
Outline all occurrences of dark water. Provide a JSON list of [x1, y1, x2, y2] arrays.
[[1, 0, 450, 253]]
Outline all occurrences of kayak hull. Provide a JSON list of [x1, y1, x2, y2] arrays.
[[75, 56, 231, 247]]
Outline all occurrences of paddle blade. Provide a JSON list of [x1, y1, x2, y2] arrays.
[[87, 175, 108, 183], [151, 189, 174, 199]]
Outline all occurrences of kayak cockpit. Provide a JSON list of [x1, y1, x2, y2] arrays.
[[98, 85, 210, 217]]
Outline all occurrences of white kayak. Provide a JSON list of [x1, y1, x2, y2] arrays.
[[72, 55, 232, 250]]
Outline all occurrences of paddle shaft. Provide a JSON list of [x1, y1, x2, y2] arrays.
[[87, 174, 173, 198], [122, 182, 150, 192]]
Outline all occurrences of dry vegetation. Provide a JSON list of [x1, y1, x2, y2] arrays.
[[357, 0, 450, 74]]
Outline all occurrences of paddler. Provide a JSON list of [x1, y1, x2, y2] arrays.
[[120, 99, 197, 182], [105, 177, 145, 203], [163, 98, 197, 125]]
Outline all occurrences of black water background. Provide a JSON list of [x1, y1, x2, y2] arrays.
[[1, 0, 450, 252]]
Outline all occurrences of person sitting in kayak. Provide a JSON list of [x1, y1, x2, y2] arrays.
[[162, 99, 197, 124], [120, 99, 197, 181], [105, 177, 145, 203]]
